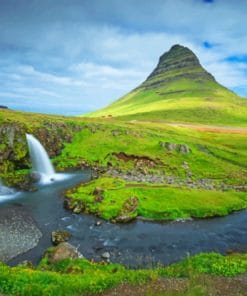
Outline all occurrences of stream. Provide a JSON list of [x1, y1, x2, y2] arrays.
[[0, 171, 246, 268]]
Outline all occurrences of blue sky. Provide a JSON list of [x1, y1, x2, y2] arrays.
[[0, 0, 246, 115]]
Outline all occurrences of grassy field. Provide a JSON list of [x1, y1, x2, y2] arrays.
[[0, 252, 246, 296], [54, 120, 247, 185], [87, 84, 247, 126]]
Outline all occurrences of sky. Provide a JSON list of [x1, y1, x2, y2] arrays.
[[0, 0, 246, 115]]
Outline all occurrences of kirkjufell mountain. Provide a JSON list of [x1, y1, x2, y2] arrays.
[[88, 44, 247, 125]]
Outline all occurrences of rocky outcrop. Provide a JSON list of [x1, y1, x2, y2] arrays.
[[138, 44, 215, 91], [159, 141, 191, 154], [115, 196, 139, 223], [107, 168, 247, 192]]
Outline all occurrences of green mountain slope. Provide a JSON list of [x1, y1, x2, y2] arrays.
[[87, 44, 247, 126]]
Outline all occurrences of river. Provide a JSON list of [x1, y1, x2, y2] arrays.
[[1, 171, 246, 268]]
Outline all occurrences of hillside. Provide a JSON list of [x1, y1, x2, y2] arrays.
[[87, 44, 247, 126]]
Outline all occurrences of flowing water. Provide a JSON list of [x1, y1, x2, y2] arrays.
[[0, 181, 17, 203], [26, 134, 68, 184], [1, 171, 245, 268]]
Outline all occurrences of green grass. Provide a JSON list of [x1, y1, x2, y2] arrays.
[[1, 109, 246, 193], [87, 86, 247, 126], [0, 253, 246, 296], [65, 177, 247, 221], [54, 120, 247, 185]]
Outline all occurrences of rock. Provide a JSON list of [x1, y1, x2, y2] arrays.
[[45, 242, 83, 264], [51, 230, 71, 245], [111, 130, 121, 136], [73, 202, 85, 214], [159, 141, 166, 148], [30, 172, 41, 182], [101, 252, 110, 260], [64, 198, 73, 210], [115, 197, 139, 223], [122, 196, 139, 212], [182, 161, 189, 169], [179, 144, 191, 154], [64, 200, 85, 214], [93, 186, 104, 202], [165, 142, 178, 151], [115, 214, 136, 223], [95, 221, 102, 226], [186, 171, 193, 177], [160, 141, 191, 154], [0, 206, 42, 262]]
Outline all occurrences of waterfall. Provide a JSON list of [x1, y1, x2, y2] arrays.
[[26, 134, 68, 184], [26, 134, 56, 184]]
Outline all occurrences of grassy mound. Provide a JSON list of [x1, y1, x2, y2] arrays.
[[65, 177, 247, 221]]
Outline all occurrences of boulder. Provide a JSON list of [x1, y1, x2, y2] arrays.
[[45, 242, 83, 264], [51, 230, 71, 245]]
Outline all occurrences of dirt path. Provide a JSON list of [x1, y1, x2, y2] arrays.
[[100, 274, 247, 296], [132, 120, 247, 134], [167, 123, 247, 134]]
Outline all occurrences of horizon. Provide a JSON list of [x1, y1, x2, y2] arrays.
[[1, 0, 247, 116]]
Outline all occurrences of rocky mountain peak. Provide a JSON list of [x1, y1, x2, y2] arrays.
[[140, 44, 215, 90]]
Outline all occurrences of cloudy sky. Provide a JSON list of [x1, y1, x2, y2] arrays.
[[0, 0, 246, 115]]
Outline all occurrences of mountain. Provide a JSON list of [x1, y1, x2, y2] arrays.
[[87, 44, 247, 126]]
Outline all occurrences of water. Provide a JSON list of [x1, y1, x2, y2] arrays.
[[2, 172, 246, 268], [0, 181, 17, 203], [26, 134, 68, 184]]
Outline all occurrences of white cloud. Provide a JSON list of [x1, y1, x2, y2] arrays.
[[0, 0, 246, 115]]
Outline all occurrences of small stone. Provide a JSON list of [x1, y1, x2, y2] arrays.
[[179, 144, 191, 154], [95, 221, 102, 226], [101, 252, 110, 260], [51, 230, 71, 245]]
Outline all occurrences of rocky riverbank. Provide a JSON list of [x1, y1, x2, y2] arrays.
[[0, 205, 42, 262]]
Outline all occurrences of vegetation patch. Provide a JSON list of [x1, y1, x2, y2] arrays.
[[65, 177, 247, 222], [0, 252, 246, 296]]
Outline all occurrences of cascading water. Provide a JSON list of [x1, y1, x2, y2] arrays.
[[26, 134, 67, 184]]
